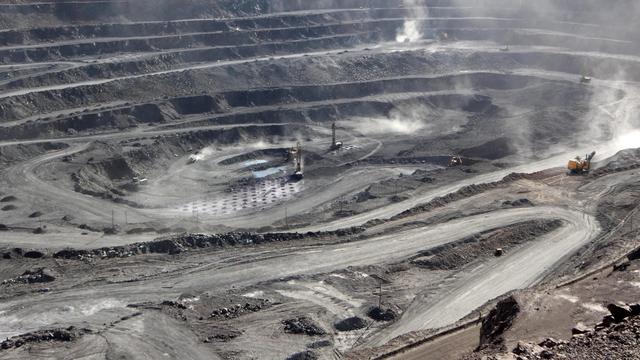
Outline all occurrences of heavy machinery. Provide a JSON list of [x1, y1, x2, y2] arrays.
[[580, 75, 592, 84], [291, 143, 304, 180], [330, 122, 343, 150], [568, 151, 596, 174], [449, 155, 462, 167]]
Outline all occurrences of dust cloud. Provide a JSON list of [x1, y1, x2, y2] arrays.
[[396, 0, 428, 43], [349, 105, 434, 135]]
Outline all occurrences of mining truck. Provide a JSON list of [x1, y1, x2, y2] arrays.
[[580, 75, 592, 84], [567, 151, 595, 174]]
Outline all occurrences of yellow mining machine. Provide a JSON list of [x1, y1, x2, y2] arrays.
[[449, 155, 463, 167], [567, 151, 595, 174]]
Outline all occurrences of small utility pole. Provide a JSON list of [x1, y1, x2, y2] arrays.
[[378, 278, 383, 309], [125, 211, 128, 225], [284, 207, 288, 229]]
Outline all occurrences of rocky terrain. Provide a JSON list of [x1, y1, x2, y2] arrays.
[[458, 247, 640, 360]]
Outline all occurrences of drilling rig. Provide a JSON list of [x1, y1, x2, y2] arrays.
[[330, 122, 343, 150], [291, 142, 304, 180], [567, 151, 595, 174]]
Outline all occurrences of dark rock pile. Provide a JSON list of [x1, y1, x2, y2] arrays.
[[2, 268, 56, 285], [286, 350, 319, 360], [283, 317, 326, 336], [0, 327, 88, 351], [479, 295, 521, 350], [484, 302, 640, 360], [366, 306, 398, 322], [209, 300, 270, 319], [23, 250, 44, 258], [334, 316, 367, 332], [50, 228, 364, 260], [502, 198, 534, 207]]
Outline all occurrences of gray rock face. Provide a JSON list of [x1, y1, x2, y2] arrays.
[[607, 303, 633, 322], [334, 316, 367, 332], [479, 295, 520, 348]]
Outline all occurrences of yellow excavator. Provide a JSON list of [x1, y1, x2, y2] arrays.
[[567, 151, 595, 174], [449, 155, 462, 167]]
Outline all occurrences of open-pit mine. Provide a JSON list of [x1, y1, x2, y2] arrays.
[[0, 1, 639, 359]]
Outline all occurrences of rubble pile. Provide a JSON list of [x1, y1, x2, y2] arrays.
[[283, 317, 327, 336], [334, 316, 367, 332], [209, 300, 270, 319], [286, 350, 319, 360], [49, 227, 365, 260], [0, 327, 88, 351], [367, 306, 398, 322], [468, 302, 640, 360], [2, 268, 56, 285]]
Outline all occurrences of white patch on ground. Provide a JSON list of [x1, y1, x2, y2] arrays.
[[253, 166, 287, 178], [349, 116, 428, 135], [276, 290, 351, 317], [80, 299, 126, 316], [180, 296, 199, 303], [179, 296, 200, 309], [556, 294, 579, 303], [582, 302, 608, 313], [242, 159, 267, 167], [630, 282, 640, 288], [173, 178, 302, 217], [0, 314, 24, 338], [353, 271, 370, 279], [188, 147, 215, 162], [302, 282, 364, 308], [330, 273, 347, 279], [242, 290, 265, 298], [334, 330, 367, 354]]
